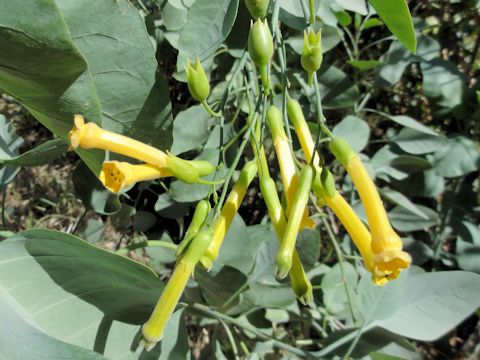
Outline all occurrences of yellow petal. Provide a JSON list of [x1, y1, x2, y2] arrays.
[[99, 161, 172, 193]]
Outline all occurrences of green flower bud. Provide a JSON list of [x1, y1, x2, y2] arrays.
[[245, 0, 270, 19], [185, 57, 210, 102], [320, 168, 335, 198], [248, 19, 273, 94], [301, 29, 323, 86]]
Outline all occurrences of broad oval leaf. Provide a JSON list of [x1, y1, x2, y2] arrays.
[[431, 136, 480, 178], [177, 0, 239, 71], [332, 115, 370, 152], [375, 271, 480, 341], [392, 128, 446, 155], [0, 0, 173, 173], [0, 229, 173, 359], [0, 288, 106, 360]]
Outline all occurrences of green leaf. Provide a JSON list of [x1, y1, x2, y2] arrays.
[[296, 229, 321, 272], [431, 136, 480, 178], [333, 9, 352, 27], [171, 105, 211, 155], [335, 0, 367, 15], [321, 262, 358, 318], [380, 188, 428, 219], [0, 229, 168, 358], [392, 128, 447, 155], [72, 161, 121, 215], [177, 0, 239, 71], [332, 115, 370, 152], [389, 205, 438, 232], [213, 215, 264, 275], [368, 0, 416, 53], [420, 59, 466, 114], [362, 18, 383, 30], [374, 271, 480, 341], [317, 66, 360, 109], [0, 114, 23, 189], [0, 288, 106, 359], [391, 169, 445, 198], [402, 237, 434, 265], [0, 0, 173, 173], [0, 138, 68, 166], [347, 60, 383, 71], [196, 266, 248, 309], [456, 221, 480, 273], [385, 115, 439, 136]]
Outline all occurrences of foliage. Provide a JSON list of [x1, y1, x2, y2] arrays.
[[0, 0, 479, 359]]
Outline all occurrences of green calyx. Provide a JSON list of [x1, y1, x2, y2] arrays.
[[266, 105, 286, 140], [185, 57, 210, 102], [182, 228, 213, 265], [190, 160, 216, 177], [320, 168, 336, 198], [176, 200, 211, 257], [248, 19, 274, 68], [166, 154, 220, 185], [286, 97, 306, 128], [328, 137, 357, 166], [245, 0, 270, 19], [248, 19, 273, 94], [301, 29, 323, 85]]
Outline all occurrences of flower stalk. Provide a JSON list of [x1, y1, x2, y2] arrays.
[[142, 229, 212, 350]]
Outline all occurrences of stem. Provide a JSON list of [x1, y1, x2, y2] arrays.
[[115, 240, 177, 255], [308, 0, 315, 24], [202, 100, 222, 117], [188, 303, 313, 358], [1, 187, 7, 230], [212, 106, 260, 220], [219, 320, 240, 360], [342, 288, 383, 359]]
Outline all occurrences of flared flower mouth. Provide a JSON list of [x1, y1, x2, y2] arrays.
[[68, 114, 86, 149], [372, 250, 412, 286], [99, 161, 127, 193]]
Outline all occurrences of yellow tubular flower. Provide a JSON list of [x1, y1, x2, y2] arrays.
[[99, 161, 172, 193], [69, 115, 168, 167], [201, 160, 258, 269], [329, 137, 411, 285], [287, 98, 376, 274], [266, 106, 315, 229], [276, 164, 314, 280], [259, 175, 313, 305], [142, 229, 212, 351], [249, 113, 313, 304]]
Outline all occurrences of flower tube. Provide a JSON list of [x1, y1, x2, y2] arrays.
[[266, 105, 315, 229], [99, 161, 172, 193], [329, 137, 411, 284], [69, 115, 168, 167], [250, 113, 313, 304], [201, 160, 258, 269], [287, 98, 376, 276], [142, 229, 212, 351]]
